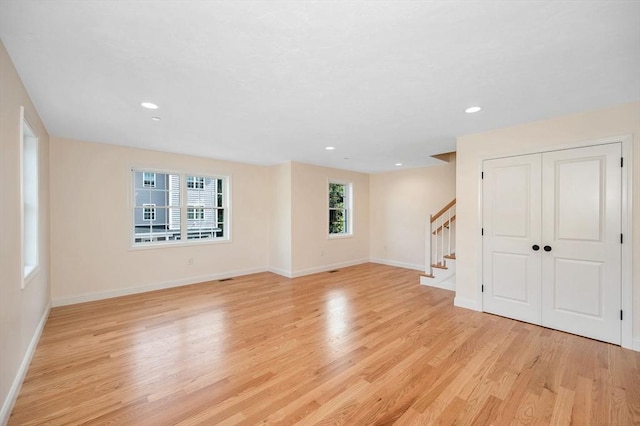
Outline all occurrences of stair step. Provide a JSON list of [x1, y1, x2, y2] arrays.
[[431, 263, 448, 270], [444, 254, 456, 260], [420, 273, 435, 278]]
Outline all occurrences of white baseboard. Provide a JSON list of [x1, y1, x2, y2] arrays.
[[369, 258, 424, 271], [454, 296, 482, 312], [52, 267, 268, 307], [633, 338, 640, 352], [271, 258, 422, 279], [267, 266, 293, 278], [1, 302, 51, 426], [52, 259, 421, 307], [289, 258, 370, 278]]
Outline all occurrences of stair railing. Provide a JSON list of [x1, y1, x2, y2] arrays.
[[426, 198, 456, 275]]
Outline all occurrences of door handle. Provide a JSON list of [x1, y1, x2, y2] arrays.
[[544, 245, 552, 252], [532, 244, 540, 251]]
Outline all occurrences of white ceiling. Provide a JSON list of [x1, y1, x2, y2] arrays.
[[1, 1, 639, 173]]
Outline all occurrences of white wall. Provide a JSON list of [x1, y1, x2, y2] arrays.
[[268, 162, 292, 275], [50, 137, 271, 304], [0, 40, 51, 423], [370, 158, 456, 270], [290, 162, 370, 276], [456, 102, 640, 349]]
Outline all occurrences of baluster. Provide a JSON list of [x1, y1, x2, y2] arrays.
[[448, 208, 451, 257], [433, 218, 437, 267], [439, 216, 443, 266], [436, 220, 439, 265], [432, 219, 436, 267], [433, 217, 437, 266], [426, 215, 434, 274], [435, 217, 440, 267]]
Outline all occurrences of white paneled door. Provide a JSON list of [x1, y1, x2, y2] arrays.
[[482, 154, 542, 325], [541, 144, 621, 344], [483, 143, 622, 345]]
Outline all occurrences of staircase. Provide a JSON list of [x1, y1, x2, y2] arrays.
[[420, 198, 456, 291]]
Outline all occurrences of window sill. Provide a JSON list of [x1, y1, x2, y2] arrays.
[[129, 238, 232, 251], [328, 233, 354, 240], [22, 264, 40, 289]]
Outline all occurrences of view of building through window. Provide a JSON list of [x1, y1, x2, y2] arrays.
[[133, 171, 227, 244]]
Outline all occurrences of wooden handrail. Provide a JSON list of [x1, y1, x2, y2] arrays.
[[430, 198, 456, 223]]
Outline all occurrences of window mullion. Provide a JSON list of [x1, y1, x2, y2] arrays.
[[180, 173, 188, 241]]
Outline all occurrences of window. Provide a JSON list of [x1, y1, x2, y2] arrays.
[[187, 206, 205, 220], [186, 175, 224, 240], [22, 110, 39, 282], [187, 176, 205, 189], [143, 204, 156, 221], [329, 181, 352, 236], [142, 172, 156, 187], [133, 170, 228, 245]]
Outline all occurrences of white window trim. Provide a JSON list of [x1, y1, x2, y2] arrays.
[[328, 179, 353, 239], [130, 168, 232, 249], [20, 107, 40, 288]]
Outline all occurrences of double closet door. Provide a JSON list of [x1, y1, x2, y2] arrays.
[[482, 143, 622, 345]]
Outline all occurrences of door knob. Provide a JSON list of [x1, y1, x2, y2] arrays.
[[532, 245, 540, 251], [544, 245, 552, 252]]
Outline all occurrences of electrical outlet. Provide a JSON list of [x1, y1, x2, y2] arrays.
[[188, 258, 193, 265]]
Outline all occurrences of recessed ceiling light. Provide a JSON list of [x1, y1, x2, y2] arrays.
[[465, 106, 482, 113], [395, 163, 403, 166], [325, 146, 335, 150], [151, 117, 161, 121], [141, 102, 158, 109]]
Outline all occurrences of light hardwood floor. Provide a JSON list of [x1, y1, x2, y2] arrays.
[[9, 263, 640, 425]]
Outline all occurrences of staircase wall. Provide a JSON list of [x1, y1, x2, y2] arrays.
[[370, 157, 456, 270]]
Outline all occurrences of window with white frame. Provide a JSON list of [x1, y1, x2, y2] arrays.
[[22, 112, 39, 282], [187, 206, 205, 220], [142, 172, 156, 187], [186, 175, 224, 240], [143, 204, 156, 221], [133, 170, 228, 245], [187, 176, 205, 189], [329, 181, 352, 236]]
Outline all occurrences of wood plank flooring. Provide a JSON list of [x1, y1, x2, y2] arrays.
[[9, 263, 640, 425]]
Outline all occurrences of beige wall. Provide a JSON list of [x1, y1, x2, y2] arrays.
[[370, 159, 456, 270], [268, 162, 292, 274], [0, 41, 51, 422], [50, 137, 270, 303], [50, 152, 371, 293], [291, 162, 370, 276], [456, 102, 640, 347]]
